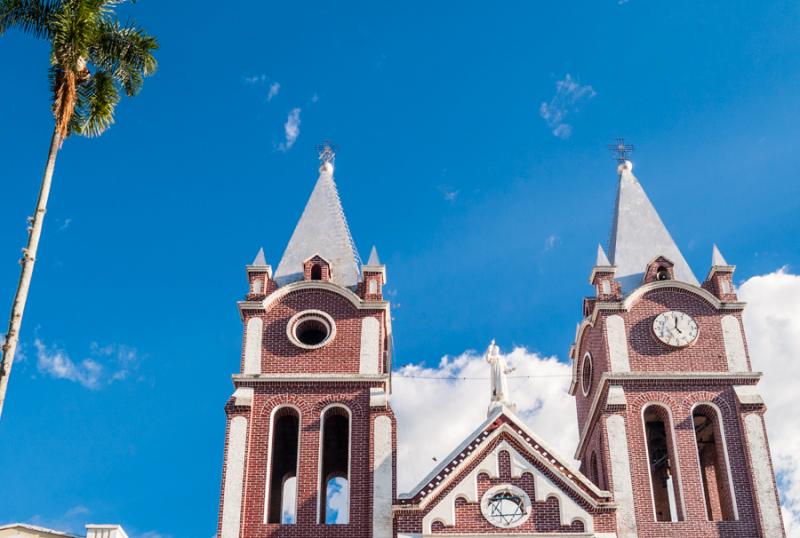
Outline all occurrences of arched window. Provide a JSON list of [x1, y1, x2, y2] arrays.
[[643, 405, 683, 522], [319, 406, 350, 524], [267, 407, 300, 524], [581, 353, 593, 396], [589, 451, 601, 488], [311, 264, 322, 280], [693, 404, 736, 521], [368, 279, 378, 295], [656, 267, 671, 281]]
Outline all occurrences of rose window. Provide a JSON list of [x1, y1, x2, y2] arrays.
[[480, 485, 531, 528]]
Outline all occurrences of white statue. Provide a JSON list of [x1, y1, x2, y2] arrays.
[[485, 339, 515, 414]]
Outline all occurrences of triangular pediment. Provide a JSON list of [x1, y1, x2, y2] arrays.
[[397, 408, 612, 535]]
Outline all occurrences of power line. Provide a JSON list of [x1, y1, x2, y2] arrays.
[[393, 373, 572, 381]]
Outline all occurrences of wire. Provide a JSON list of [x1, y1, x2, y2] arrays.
[[393, 373, 572, 380]]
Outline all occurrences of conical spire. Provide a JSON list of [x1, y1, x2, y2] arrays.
[[251, 247, 267, 266], [608, 161, 698, 292], [366, 245, 381, 266], [274, 154, 361, 288], [595, 244, 611, 266], [711, 244, 728, 266]]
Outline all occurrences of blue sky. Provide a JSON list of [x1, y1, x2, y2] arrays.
[[1, 1, 799, 537]]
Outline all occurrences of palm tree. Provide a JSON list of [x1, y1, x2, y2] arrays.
[[0, 0, 157, 419]]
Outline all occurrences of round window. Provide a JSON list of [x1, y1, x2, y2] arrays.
[[287, 310, 336, 349], [581, 352, 593, 396], [480, 484, 531, 528]]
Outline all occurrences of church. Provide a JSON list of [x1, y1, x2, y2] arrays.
[[215, 146, 785, 538]]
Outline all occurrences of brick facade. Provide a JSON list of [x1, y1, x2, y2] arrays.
[[217, 155, 785, 537]]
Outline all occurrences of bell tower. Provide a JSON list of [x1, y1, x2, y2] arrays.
[[569, 158, 785, 537], [217, 147, 396, 538]]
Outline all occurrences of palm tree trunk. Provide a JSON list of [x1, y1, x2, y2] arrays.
[[0, 128, 62, 420]]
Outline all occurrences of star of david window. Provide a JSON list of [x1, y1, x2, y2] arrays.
[[480, 485, 531, 528]]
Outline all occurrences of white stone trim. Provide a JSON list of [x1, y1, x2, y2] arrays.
[[243, 317, 262, 375], [370, 386, 389, 407], [605, 315, 630, 373], [263, 405, 301, 524], [257, 280, 389, 313], [621, 280, 745, 311], [744, 413, 784, 536], [721, 315, 748, 372], [733, 385, 764, 406], [405, 411, 607, 508], [286, 309, 336, 350], [480, 484, 532, 529], [221, 416, 248, 538], [359, 316, 380, 374], [373, 415, 393, 538], [232, 387, 253, 407], [421, 439, 594, 534], [606, 385, 626, 407], [689, 401, 739, 520], [233, 373, 389, 383], [317, 403, 352, 524], [574, 372, 761, 459], [606, 415, 637, 538], [581, 353, 594, 396]]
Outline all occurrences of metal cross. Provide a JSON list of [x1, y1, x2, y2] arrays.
[[609, 137, 634, 163], [316, 141, 337, 164]]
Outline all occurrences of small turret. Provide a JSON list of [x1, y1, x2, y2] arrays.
[[361, 245, 386, 300], [246, 247, 272, 298], [703, 244, 737, 300]]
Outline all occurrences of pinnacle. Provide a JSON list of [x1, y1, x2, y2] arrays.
[[251, 247, 267, 266], [711, 244, 729, 266], [367, 245, 381, 266]]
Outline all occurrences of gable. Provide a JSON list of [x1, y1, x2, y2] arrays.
[[397, 410, 614, 535]]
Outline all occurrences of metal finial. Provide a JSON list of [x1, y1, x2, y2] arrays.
[[316, 140, 337, 164], [609, 137, 634, 164]]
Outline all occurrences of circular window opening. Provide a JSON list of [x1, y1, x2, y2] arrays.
[[296, 318, 328, 345], [287, 310, 336, 350], [581, 353, 593, 396], [480, 484, 531, 529]]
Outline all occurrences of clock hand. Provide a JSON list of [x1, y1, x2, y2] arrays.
[[673, 317, 682, 334]]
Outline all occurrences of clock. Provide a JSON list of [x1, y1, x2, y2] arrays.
[[652, 311, 698, 347]]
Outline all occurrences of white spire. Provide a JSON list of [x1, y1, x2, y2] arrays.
[[711, 244, 728, 266], [608, 161, 698, 292], [251, 247, 267, 266], [367, 245, 381, 266], [595, 244, 611, 266], [274, 153, 361, 288]]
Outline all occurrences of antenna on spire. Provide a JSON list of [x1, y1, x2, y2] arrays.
[[316, 140, 337, 164], [609, 137, 634, 164]]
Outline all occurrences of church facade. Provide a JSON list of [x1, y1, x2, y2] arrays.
[[215, 148, 785, 538]]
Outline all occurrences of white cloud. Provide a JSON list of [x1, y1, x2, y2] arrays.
[[278, 108, 301, 152], [739, 268, 800, 536], [441, 188, 459, 203], [34, 339, 142, 390], [393, 346, 575, 493], [243, 74, 267, 84], [539, 74, 596, 139], [544, 233, 559, 252], [325, 476, 349, 524], [392, 270, 800, 536], [267, 82, 280, 101], [58, 218, 72, 231]]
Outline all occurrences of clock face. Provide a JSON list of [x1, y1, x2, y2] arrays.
[[652, 311, 698, 347]]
